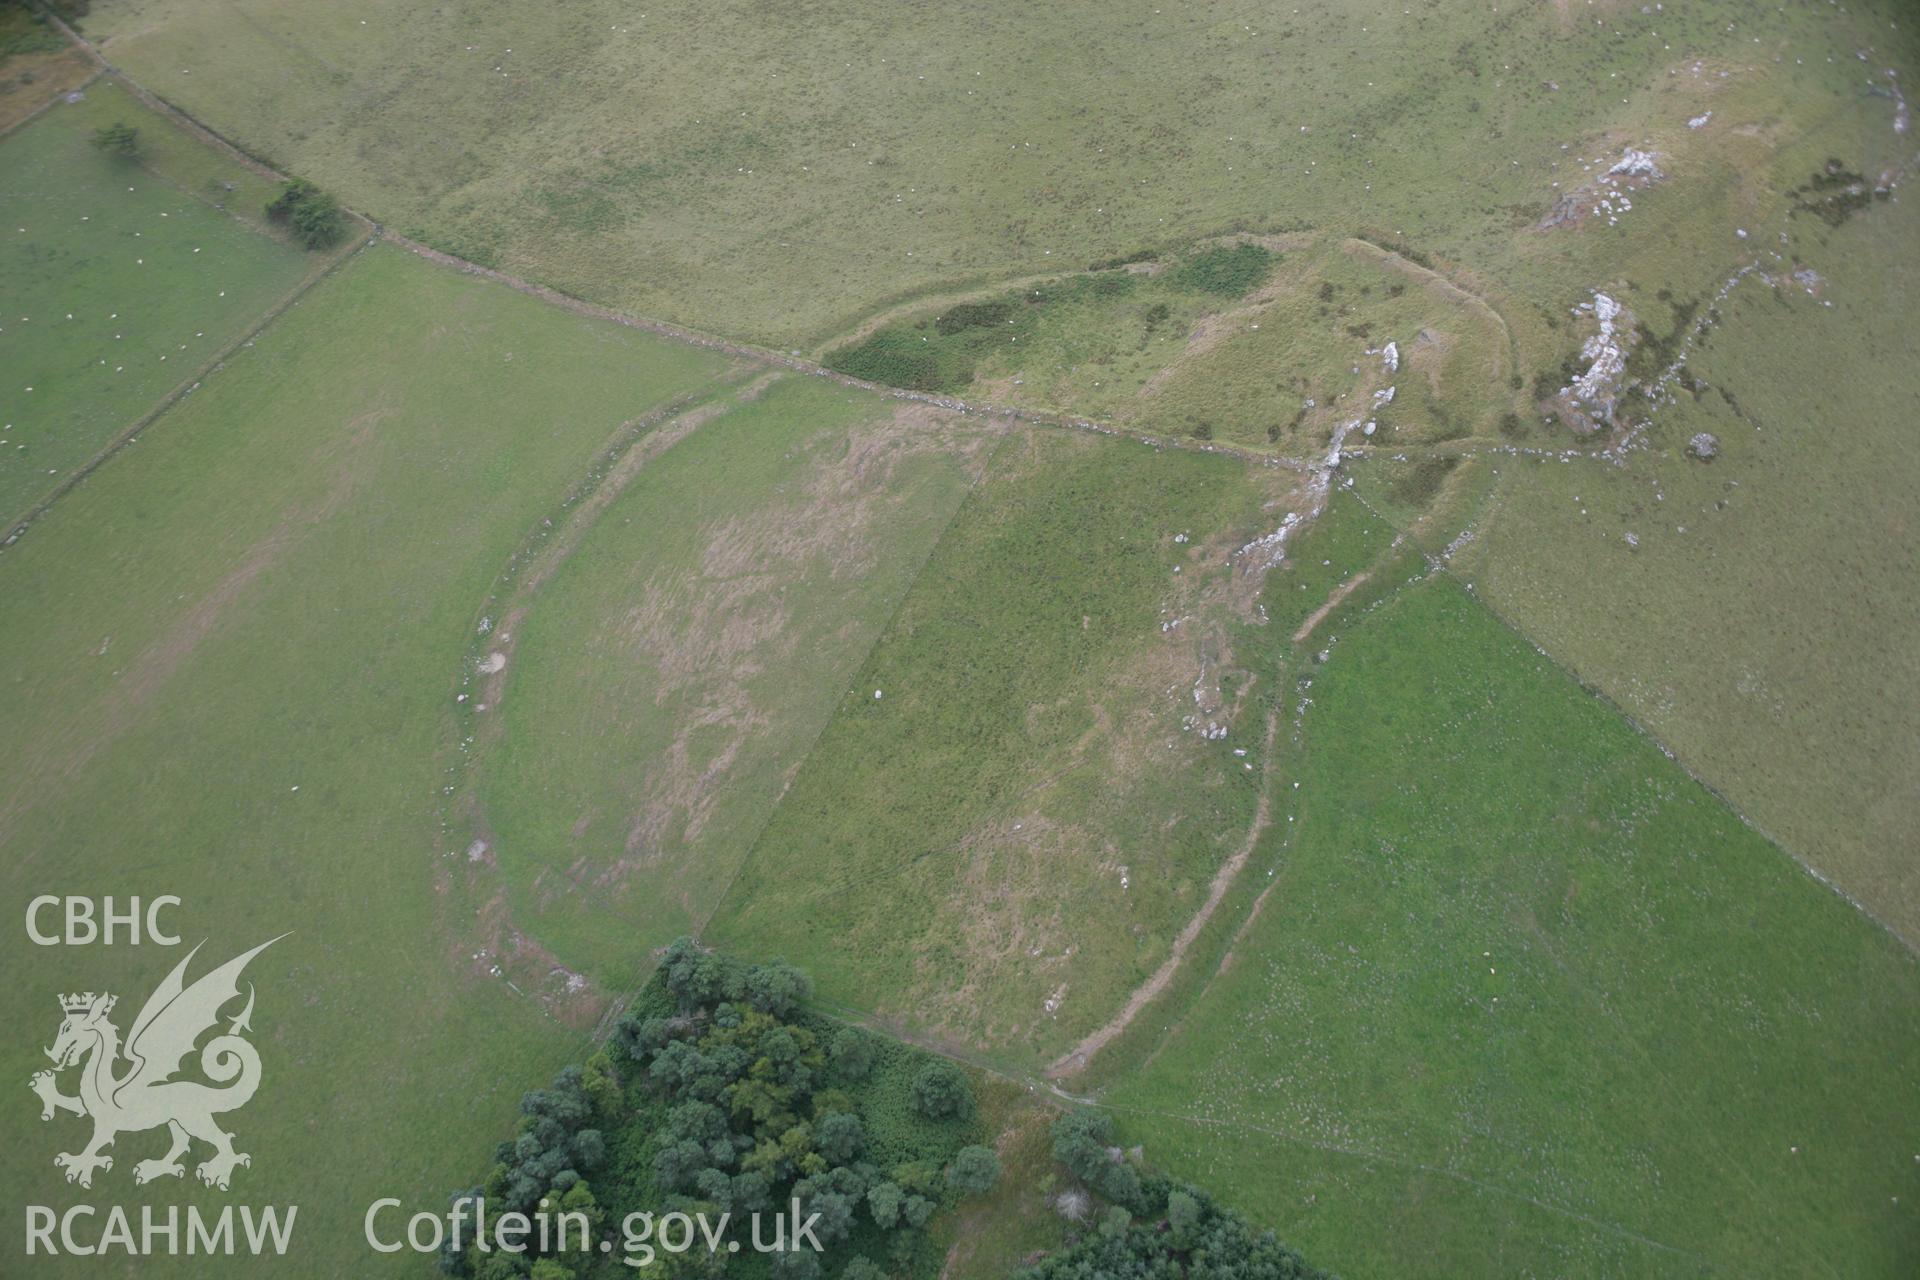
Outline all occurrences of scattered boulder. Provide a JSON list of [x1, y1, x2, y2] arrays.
[[1539, 148, 1665, 230], [1607, 149, 1663, 180], [1686, 432, 1720, 460], [1557, 291, 1634, 432]]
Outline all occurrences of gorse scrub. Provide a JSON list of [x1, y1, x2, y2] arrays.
[[1170, 242, 1276, 297]]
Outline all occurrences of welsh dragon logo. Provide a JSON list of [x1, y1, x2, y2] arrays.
[[29, 936, 284, 1191]]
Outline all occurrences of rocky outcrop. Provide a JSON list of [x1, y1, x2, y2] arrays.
[[1558, 291, 1634, 432]]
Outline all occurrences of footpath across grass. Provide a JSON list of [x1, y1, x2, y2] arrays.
[[710, 426, 1288, 1067]]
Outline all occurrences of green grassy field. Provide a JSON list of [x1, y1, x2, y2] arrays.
[[0, 244, 731, 1272], [61, 0, 1920, 953], [708, 427, 1298, 1066], [75, 0, 1915, 346], [1451, 161, 1920, 947], [0, 80, 316, 528], [1098, 577, 1920, 1278], [1044, 487, 1429, 1101], [475, 374, 1001, 982], [4, 1, 1916, 1275]]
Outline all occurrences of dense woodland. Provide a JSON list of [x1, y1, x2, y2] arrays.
[[442, 941, 998, 1279], [443, 942, 1330, 1280]]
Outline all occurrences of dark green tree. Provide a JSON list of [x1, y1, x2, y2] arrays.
[[264, 177, 345, 249], [770, 1246, 822, 1280], [661, 936, 738, 1008], [582, 1049, 623, 1123], [474, 1255, 528, 1280], [1049, 1109, 1141, 1209], [731, 1169, 772, 1213], [909, 1062, 968, 1119], [90, 121, 140, 158], [814, 1112, 865, 1165], [866, 1180, 902, 1229], [744, 961, 813, 1017], [1166, 1187, 1201, 1249], [945, 1144, 1000, 1196], [805, 1190, 856, 1245], [828, 1028, 875, 1081], [1018, 1158, 1335, 1280], [901, 1195, 935, 1230], [695, 1166, 734, 1206], [653, 1139, 711, 1193], [290, 191, 344, 249]]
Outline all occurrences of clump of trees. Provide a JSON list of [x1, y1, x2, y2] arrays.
[[1022, 1109, 1335, 1280], [909, 1061, 969, 1120], [265, 177, 344, 249], [605, 940, 996, 1278], [441, 1063, 612, 1277], [1790, 158, 1879, 228], [447, 941, 997, 1279], [1048, 1108, 1142, 1209], [89, 121, 140, 159]]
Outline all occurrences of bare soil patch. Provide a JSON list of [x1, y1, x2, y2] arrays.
[[608, 401, 1001, 886], [0, 50, 93, 134]]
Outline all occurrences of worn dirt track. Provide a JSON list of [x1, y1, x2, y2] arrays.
[[1044, 706, 1280, 1080]]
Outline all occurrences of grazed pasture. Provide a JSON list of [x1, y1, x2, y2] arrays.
[[0, 81, 314, 528], [1103, 578, 1920, 1278], [0, 245, 730, 1274]]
